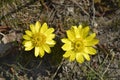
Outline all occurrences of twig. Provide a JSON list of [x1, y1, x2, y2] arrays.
[[0, 32, 5, 36], [51, 58, 64, 80], [97, 44, 110, 68], [91, 0, 96, 27], [85, 63, 104, 80], [70, 0, 90, 16], [101, 50, 115, 78]]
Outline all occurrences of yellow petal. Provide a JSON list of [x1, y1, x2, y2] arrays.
[[39, 47, 45, 57], [69, 52, 76, 62], [67, 29, 75, 42], [30, 24, 35, 34], [23, 35, 31, 40], [44, 28, 54, 35], [82, 26, 90, 38], [42, 44, 51, 53], [85, 39, 99, 46], [83, 53, 90, 61], [25, 30, 32, 37], [85, 33, 96, 41], [46, 40, 56, 46], [40, 23, 48, 33], [24, 41, 33, 47], [73, 26, 80, 38], [76, 53, 84, 63], [61, 38, 71, 43], [25, 46, 34, 51], [24, 41, 34, 51], [78, 25, 82, 30], [84, 47, 97, 55], [35, 21, 41, 33], [46, 34, 55, 41], [22, 40, 27, 45], [63, 50, 72, 58], [78, 25, 83, 36], [62, 43, 72, 51], [35, 47, 40, 57]]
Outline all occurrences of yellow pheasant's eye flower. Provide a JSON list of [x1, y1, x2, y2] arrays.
[[61, 25, 99, 63], [22, 21, 56, 57]]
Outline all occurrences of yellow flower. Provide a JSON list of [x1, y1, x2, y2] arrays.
[[61, 25, 99, 63], [22, 21, 56, 57]]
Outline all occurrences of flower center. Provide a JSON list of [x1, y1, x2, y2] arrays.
[[32, 32, 46, 47], [73, 38, 84, 52]]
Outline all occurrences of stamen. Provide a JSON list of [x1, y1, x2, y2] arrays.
[[73, 38, 84, 52], [32, 32, 46, 47]]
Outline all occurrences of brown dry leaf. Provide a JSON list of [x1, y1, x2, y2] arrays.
[[0, 78, 5, 80], [2, 32, 16, 44], [1, 31, 22, 44], [0, 31, 22, 57], [0, 26, 10, 32]]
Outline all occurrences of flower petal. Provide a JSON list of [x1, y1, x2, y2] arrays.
[[42, 44, 51, 53], [40, 23, 48, 33], [83, 53, 90, 61], [23, 35, 31, 40], [85, 33, 96, 41], [46, 40, 56, 46], [76, 53, 84, 63], [78, 25, 82, 30], [35, 21, 41, 33], [78, 25, 83, 36], [24, 41, 33, 47], [25, 46, 34, 51], [69, 52, 76, 62], [30, 24, 35, 34], [25, 30, 32, 37], [35, 47, 40, 57], [63, 50, 72, 58], [61, 38, 71, 43], [67, 29, 75, 42], [44, 28, 54, 35], [39, 47, 45, 57], [24, 41, 34, 51], [22, 40, 27, 45], [82, 26, 90, 38], [46, 34, 55, 41], [62, 43, 72, 51], [84, 39, 99, 46], [73, 26, 80, 38], [84, 47, 97, 55]]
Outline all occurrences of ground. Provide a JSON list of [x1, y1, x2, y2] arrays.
[[0, 0, 120, 80]]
